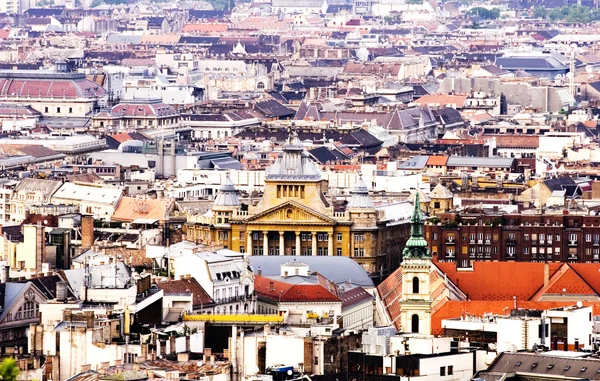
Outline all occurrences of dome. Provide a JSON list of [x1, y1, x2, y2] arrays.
[[347, 175, 374, 209], [214, 172, 240, 207]]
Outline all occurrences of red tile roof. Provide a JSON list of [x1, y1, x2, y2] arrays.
[[0, 77, 105, 99], [426, 155, 448, 166], [254, 275, 340, 303], [110, 102, 178, 118], [341, 286, 373, 309], [380, 259, 600, 332], [432, 300, 586, 335]]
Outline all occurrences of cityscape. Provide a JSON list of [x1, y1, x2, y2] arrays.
[[0, 0, 597, 380]]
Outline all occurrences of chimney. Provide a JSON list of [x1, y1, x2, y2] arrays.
[[257, 267, 262, 276], [269, 281, 274, 291], [81, 215, 94, 250], [544, 262, 550, 288]]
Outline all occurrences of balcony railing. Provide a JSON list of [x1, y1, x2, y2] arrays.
[[506, 239, 517, 246], [445, 238, 455, 244], [569, 241, 578, 246]]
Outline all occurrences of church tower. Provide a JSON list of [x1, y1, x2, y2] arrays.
[[399, 191, 433, 335]]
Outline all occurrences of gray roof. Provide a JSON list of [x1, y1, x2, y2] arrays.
[[249, 256, 374, 289], [398, 155, 429, 170], [495, 56, 568, 71], [267, 133, 321, 181], [272, 0, 324, 7], [446, 156, 514, 168], [106, 34, 143, 45], [0, 282, 30, 321], [347, 176, 374, 209], [214, 173, 240, 207], [478, 352, 600, 381], [14, 177, 62, 196]]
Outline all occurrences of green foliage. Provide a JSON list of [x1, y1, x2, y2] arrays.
[[543, 5, 600, 23], [533, 6, 547, 19], [0, 358, 20, 381], [207, 0, 232, 10], [468, 7, 501, 20]]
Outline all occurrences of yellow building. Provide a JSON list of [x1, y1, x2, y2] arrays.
[[185, 132, 412, 278]]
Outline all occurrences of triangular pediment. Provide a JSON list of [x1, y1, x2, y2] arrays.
[[245, 201, 336, 225]]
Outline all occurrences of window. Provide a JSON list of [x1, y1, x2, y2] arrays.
[[447, 366, 453, 375], [337, 233, 342, 242], [257, 82, 265, 90], [412, 277, 419, 294], [68, 107, 73, 114], [570, 233, 577, 242], [354, 233, 365, 242], [336, 248, 342, 256], [440, 367, 446, 376], [586, 234, 592, 242], [507, 247, 515, 257], [354, 248, 364, 257], [411, 314, 419, 333], [44, 106, 48, 113], [56, 107, 61, 113]]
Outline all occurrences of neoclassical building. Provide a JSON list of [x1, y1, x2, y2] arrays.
[[184, 132, 412, 279]]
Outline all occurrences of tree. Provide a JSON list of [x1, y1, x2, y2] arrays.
[[468, 7, 501, 20], [533, 6, 547, 19], [0, 358, 20, 381]]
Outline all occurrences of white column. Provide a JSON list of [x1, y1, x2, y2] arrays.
[[328, 233, 333, 256], [246, 230, 252, 255], [295, 232, 301, 256], [263, 231, 268, 256], [312, 232, 317, 256], [279, 231, 285, 255]]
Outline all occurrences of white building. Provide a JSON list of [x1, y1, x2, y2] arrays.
[[50, 182, 123, 221], [173, 251, 256, 315]]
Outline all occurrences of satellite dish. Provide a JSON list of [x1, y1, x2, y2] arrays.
[[287, 370, 293, 376], [577, 301, 583, 308]]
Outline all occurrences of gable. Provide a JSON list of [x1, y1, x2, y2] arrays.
[[245, 201, 336, 225], [531, 264, 600, 301]]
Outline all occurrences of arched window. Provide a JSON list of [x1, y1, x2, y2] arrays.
[[412, 276, 419, 294], [257, 82, 265, 90], [411, 314, 419, 333]]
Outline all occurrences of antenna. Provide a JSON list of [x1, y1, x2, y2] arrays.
[[569, 43, 576, 106]]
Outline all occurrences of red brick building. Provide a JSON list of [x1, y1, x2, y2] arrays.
[[426, 210, 600, 267]]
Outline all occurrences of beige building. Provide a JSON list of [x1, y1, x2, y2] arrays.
[[9, 178, 62, 223]]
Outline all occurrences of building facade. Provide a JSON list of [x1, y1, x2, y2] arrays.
[[426, 210, 600, 267], [184, 131, 412, 279]]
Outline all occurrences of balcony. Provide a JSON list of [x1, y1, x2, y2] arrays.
[[506, 239, 517, 246], [569, 240, 579, 246], [445, 252, 455, 258], [477, 240, 483, 244], [485, 240, 491, 245], [594, 241, 599, 246], [469, 239, 475, 244], [539, 241, 545, 245], [445, 238, 456, 245], [568, 255, 578, 261]]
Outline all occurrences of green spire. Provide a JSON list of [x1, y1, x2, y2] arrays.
[[403, 189, 430, 260]]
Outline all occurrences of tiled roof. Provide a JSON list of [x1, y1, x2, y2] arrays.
[[254, 274, 340, 303], [490, 134, 539, 148], [414, 94, 467, 107], [426, 155, 448, 166], [341, 286, 373, 309], [112, 197, 174, 223], [157, 278, 215, 308]]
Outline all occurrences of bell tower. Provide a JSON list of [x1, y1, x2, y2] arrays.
[[399, 191, 433, 335]]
